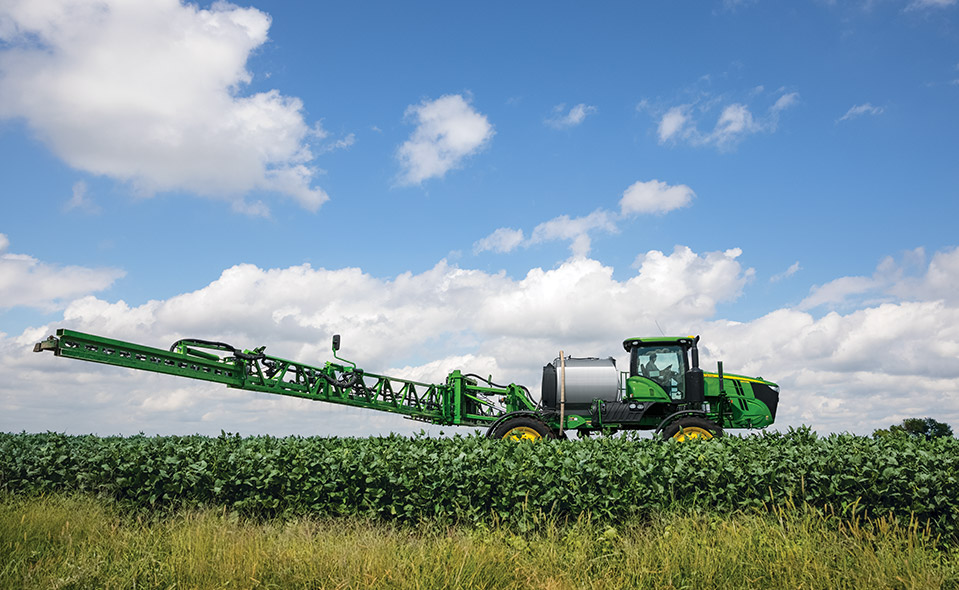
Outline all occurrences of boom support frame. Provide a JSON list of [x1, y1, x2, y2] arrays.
[[35, 329, 536, 428]]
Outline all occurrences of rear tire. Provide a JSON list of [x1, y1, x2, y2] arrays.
[[491, 416, 556, 441], [661, 416, 723, 441]]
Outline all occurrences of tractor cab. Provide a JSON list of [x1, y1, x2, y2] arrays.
[[623, 336, 704, 404]]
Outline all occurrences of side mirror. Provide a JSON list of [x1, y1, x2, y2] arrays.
[[330, 334, 356, 370]]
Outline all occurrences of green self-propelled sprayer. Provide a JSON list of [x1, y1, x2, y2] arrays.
[[34, 329, 779, 440]]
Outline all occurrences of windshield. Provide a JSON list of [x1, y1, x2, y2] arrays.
[[629, 344, 687, 400]]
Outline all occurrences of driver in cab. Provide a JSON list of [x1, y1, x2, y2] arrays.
[[643, 353, 675, 390]]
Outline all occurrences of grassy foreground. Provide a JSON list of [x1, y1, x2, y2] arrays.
[[2, 494, 957, 589]]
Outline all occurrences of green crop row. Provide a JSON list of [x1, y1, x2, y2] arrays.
[[1, 429, 957, 539]]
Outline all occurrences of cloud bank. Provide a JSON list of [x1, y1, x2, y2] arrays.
[[4, 242, 959, 437], [2, 244, 751, 436]]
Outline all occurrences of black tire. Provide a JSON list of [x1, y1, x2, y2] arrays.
[[490, 416, 556, 441], [661, 416, 723, 442]]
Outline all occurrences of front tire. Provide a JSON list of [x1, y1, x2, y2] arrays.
[[491, 416, 555, 441], [661, 416, 723, 441]]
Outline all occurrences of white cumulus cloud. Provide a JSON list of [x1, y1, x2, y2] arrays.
[[657, 106, 690, 143], [528, 210, 619, 258], [0, 0, 328, 214], [620, 179, 695, 215], [0, 233, 124, 311], [473, 227, 525, 254], [800, 275, 880, 310], [396, 94, 494, 185], [707, 297, 959, 434], [799, 248, 939, 310], [709, 103, 760, 147]]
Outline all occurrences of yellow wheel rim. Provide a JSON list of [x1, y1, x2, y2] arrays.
[[502, 426, 543, 441], [672, 426, 713, 442]]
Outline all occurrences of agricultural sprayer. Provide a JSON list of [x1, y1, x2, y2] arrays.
[[34, 329, 778, 440]]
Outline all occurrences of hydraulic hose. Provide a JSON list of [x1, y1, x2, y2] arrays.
[[171, 338, 366, 391], [461, 373, 508, 388], [461, 373, 535, 407], [169, 339, 266, 361], [317, 368, 365, 389]]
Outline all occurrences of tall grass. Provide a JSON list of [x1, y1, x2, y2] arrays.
[[2, 494, 956, 589]]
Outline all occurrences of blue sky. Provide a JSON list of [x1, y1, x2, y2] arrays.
[[1, 0, 958, 437]]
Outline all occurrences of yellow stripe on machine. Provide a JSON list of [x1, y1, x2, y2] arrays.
[[703, 373, 770, 385]]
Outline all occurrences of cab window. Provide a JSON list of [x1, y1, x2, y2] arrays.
[[630, 345, 686, 400]]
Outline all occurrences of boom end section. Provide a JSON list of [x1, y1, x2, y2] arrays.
[[34, 335, 59, 354]]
